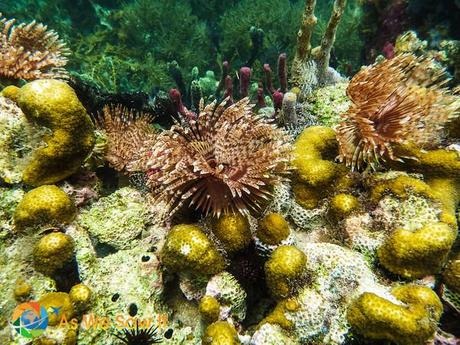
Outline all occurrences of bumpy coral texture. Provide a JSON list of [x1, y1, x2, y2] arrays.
[[13, 185, 76, 232], [96, 105, 158, 174], [147, 98, 291, 217], [161, 224, 225, 276], [443, 252, 460, 294], [347, 285, 443, 345], [211, 213, 251, 254], [337, 54, 460, 171], [17, 79, 95, 186], [202, 321, 241, 345], [33, 232, 75, 275], [0, 13, 69, 81]]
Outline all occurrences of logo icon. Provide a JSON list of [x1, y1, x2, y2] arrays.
[[11, 302, 49, 338]]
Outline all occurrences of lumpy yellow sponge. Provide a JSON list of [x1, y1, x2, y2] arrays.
[[257, 213, 290, 245], [378, 222, 456, 279], [13, 185, 76, 232], [212, 214, 251, 254], [17, 79, 95, 186], [292, 126, 339, 187], [161, 224, 226, 276], [202, 321, 241, 345], [33, 232, 75, 275], [265, 245, 307, 299], [347, 284, 442, 345]]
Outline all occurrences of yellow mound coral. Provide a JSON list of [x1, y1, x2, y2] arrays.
[[292, 182, 320, 209], [33, 232, 75, 275], [202, 321, 241, 345], [161, 224, 225, 276], [13, 185, 76, 232], [378, 222, 456, 279], [0, 85, 20, 101], [347, 285, 442, 345], [199, 295, 221, 323], [265, 245, 308, 299], [292, 126, 339, 187], [444, 252, 460, 294], [257, 213, 290, 245], [17, 79, 95, 186], [330, 193, 359, 218], [39, 292, 75, 326], [259, 298, 300, 330], [69, 283, 92, 312], [212, 213, 251, 254]]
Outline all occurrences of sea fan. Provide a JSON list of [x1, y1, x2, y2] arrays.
[[146, 98, 291, 217], [337, 54, 460, 171], [96, 105, 158, 174], [0, 13, 69, 81]]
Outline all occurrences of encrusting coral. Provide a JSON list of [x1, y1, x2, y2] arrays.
[[211, 213, 252, 254], [347, 285, 443, 345], [202, 321, 241, 345], [336, 54, 460, 171], [13, 185, 76, 232], [147, 97, 291, 217], [16, 79, 95, 186], [0, 13, 69, 83]]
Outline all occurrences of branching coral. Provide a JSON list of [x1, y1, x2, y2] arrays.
[[0, 13, 69, 82], [147, 98, 291, 217], [96, 105, 158, 174], [337, 54, 460, 171]]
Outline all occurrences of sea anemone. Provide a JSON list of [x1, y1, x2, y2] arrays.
[[114, 321, 163, 345], [336, 54, 460, 171], [146, 98, 291, 217], [0, 13, 69, 81], [96, 105, 158, 174]]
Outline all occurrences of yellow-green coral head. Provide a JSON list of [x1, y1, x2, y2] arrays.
[[444, 252, 460, 294], [265, 245, 308, 299], [330, 193, 359, 218], [212, 213, 251, 254], [377, 222, 456, 279], [13, 185, 76, 232], [199, 295, 221, 323], [292, 126, 339, 187], [69, 283, 92, 312], [347, 285, 442, 345], [161, 224, 225, 276], [256, 213, 290, 245], [39, 292, 75, 326], [33, 232, 75, 275], [17, 79, 95, 186], [202, 321, 241, 345]]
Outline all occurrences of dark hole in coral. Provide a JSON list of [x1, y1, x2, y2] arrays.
[[94, 242, 118, 258], [54, 257, 81, 292], [111, 293, 120, 302], [164, 328, 173, 339], [96, 166, 119, 194], [141, 255, 150, 262], [128, 303, 138, 317]]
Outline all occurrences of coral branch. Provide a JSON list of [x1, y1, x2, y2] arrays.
[[315, 0, 347, 84], [293, 0, 317, 65]]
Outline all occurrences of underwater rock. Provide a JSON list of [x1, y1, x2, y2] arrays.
[[77, 187, 154, 250], [16, 79, 95, 186], [251, 323, 299, 345]]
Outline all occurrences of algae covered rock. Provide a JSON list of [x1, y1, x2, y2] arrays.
[[77, 187, 153, 250], [16, 79, 95, 186], [347, 285, 442, 345], [161, 224, 226, 276], [14, 185, 76, 232]]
